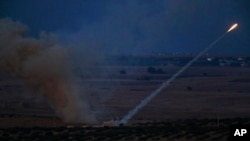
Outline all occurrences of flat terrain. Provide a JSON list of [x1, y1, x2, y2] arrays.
[[1, 65, 250, 123], [86, 66, 250, 122], [1, 118, 249, 141], [1, 57, 250, 140]]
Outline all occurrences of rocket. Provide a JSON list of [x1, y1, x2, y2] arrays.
[[227, 23, 238, 32]]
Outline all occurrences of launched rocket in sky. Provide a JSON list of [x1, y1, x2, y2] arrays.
[[227, 23, 238, 32], [117, 23, 239, 125]]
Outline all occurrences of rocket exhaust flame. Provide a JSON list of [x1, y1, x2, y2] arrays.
[[227, 23, 238, 32], [118, 23, 239, 125]]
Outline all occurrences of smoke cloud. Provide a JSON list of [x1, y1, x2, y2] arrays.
[[0, 18, 96, 124]]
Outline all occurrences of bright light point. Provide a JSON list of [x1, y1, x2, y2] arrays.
[[227, 23, 238, 32]]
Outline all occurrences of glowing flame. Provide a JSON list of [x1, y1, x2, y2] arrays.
[[227, 23, 238, 32]]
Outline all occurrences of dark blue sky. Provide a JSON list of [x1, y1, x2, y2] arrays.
[[1, 0, 250, 55]]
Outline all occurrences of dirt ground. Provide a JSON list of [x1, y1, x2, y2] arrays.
[[1, 66, 250, 126], [1, 65, 250, 140], [87, 66, 250, 122]]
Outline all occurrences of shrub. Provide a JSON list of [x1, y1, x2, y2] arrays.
[[187, 86, 193, 91], [120, 69, 126, 74]]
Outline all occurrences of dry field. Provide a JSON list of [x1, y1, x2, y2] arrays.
[[1, 65, 250, 140], [1, 118, 249, 141], [87, 66, 250, 122]]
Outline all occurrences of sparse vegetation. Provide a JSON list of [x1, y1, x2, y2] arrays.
[[147, 67, 165, 74], [187, 86, 193, 91], [120, 69, 127, 75], [1, 56, 250, 141]]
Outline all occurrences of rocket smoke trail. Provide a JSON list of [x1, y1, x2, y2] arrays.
[[0, 19, 96, 124], [118, 23, 238, 125]]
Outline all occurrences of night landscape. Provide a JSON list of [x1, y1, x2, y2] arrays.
[[1, 0, 250, 140]]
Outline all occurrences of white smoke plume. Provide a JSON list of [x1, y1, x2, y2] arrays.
[[0, 18, 97, 124], [119, 29, 230, 125]]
